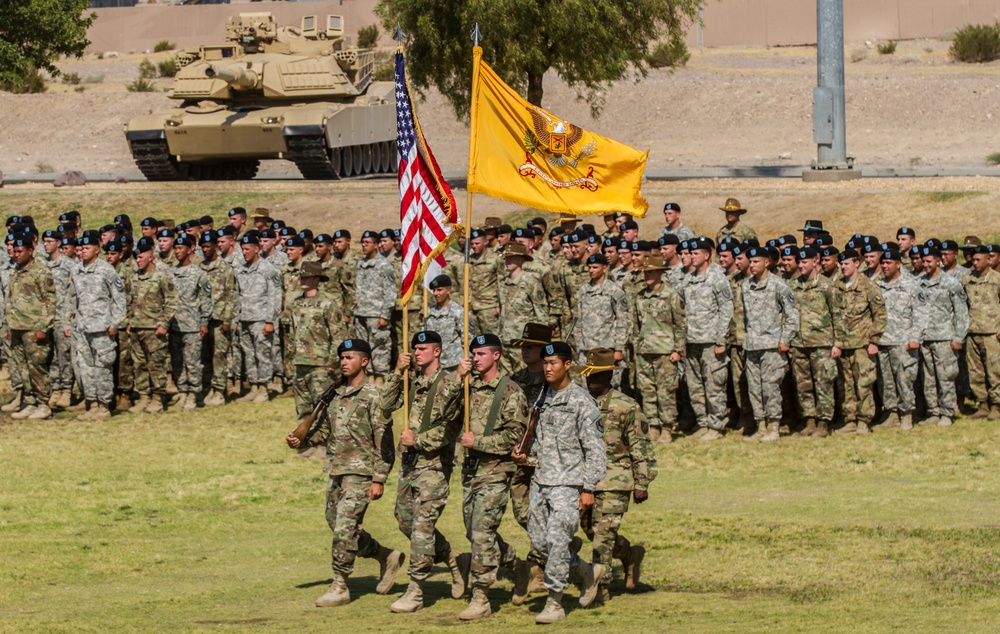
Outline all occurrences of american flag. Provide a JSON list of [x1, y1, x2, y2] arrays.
[[395, 50, 460, 305]]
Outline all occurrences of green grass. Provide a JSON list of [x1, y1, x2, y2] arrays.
[[917, 191, 988, 204], [4, 396, 1000, 632], [987, 153, 1000, 166]]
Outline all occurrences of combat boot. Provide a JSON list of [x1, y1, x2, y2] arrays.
[[1, 391, 22, 413], [389, 579, 423, 613], [970, 402, 990, 419], [596, 584, 611, 604], [237, 385, 258, 403], [48, 391, 59, 409], [759, 421, 780, 443], [447, 550, 469, 600], [168, 393, 188, 412], [114, 392, 132, 412], [574, 561, 605, 607], [129, 394, 150, 414], [55, 389, 71, 410], [27, 404, 52, 420], [144, 395, 165, 414], [743, 423, 765, 442], [184, 392, 198, 410], [989, 405, 1000, 421], [857, 421, 871, 434], [656, 427, 674, 443], [812, 420, 830, 438], [796, 417, 817, 437], [690, 426, 709, 440], [920, 415, 939, 426], [527, 560, 546, 593], [457, 587, 491, 620], [166, 374, 178, 396], [699, 428, 724, 441], [535, 591, 565, 624], [374, 546, 404, 594], [315, 573, 350, 607], [880, 411, 900, 430], [226, 378, 241, 399], [938, 416, 953, 426], [511, 557, 530, 604], [835, 420, 858, 434], [648, 426, 661, 442], [90, 403, 111, 420], [900, 412, 913, 431], [204, 390, 224, 407], [11, 404, 38, 420], [624, 545, 645, 590], [252, 384, 270, 404], [569, 536, 583, 554], [75, 402, 95, 421]]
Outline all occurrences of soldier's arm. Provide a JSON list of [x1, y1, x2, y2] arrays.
[[867, 282, 887, 344], [267, 268, 282, 324], [378, 264, 396, 321], [952, 283, 970, 343], [671, 291, 687, 351], [612, 287, 629, 351], [378, 371, 405, 416], [626, 404, 657, 490], [830, 286, 847, 348], [305, 405, 332, 447], [530, 277, 549, 325], [368, 395, 395, 483], [779, 286, 799, 348], [472, 386, 528, 455], [162, 277, 180, 330], [40, 268, 57, 331], [714, 277, 735, 345], [545, 268, 567, 321], [108, 271, 127, 330], [221, 268, 238, 323], [578, 402, 607, 492], [198, 274, 212, 327]]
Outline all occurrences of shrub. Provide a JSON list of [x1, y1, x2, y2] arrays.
[[158, 59, 178, 78], [987, 153, 1000, 165], [373, 60, 393, 81], [646, 40, 690, 69], [357, 24, 379, 49], [34, 161, 55, 173], [153, 40, 175, 53], [877, 40, 897, 55], [62, 71, 81, 84], [1, 68, 47, 94], [127, 77, 157, 92], [138, 58, 157, 79], [950, 23, 1000, 63]]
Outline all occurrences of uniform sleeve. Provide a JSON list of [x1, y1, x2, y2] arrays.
[[671, 289, 687, 352], [267, 267, 282, 324], [61, 272, 77, 330], [108, 270, 127, 329], [305, 404, 332, 447], [161, 276, 179, 331], [472, 384, 528, 456], [867, 281, 887, 345], [379, 371, 405, 416], [40, 267, 57, 331], [625, 403, 657, 490], [378, 262, 396, 321], [369, 395, 395, 484], [714, 277, 734, 346], [198, 271, 212, 327], [414, 378, 462, 454], [578, 401, 607, 491], [628, 292, 640, 356], [831, 285, 847, 348], [544, 267, 567, 321], [221, 266, 237, 323], [611, 286, 629, 351], [952, 282, 970, 343], [910, 284, 928, 344], [530, 276, 549, 326], [779, 284, 799, 347]]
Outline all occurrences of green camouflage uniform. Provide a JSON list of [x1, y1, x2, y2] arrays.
[[831, 274, 887, 425], [333, 250, 359, 317], [128, 267, 178, 398], [468, 250, 501, 336], [290, 290, 347, 419], [788, 274, 838, 423], [200, 256, 237, 393], [963, 268, 1000, 407], [6, 257, 57, 406], [581, 389, 657, 585], [423, 300, 476, 371], [280, 260, 302, 383], [168, 263, 212, 394], [498, 271, 548, 373], [510, 367, 546, 530], [390, 252, 423, 367], [114, 260, 136, 395], [727, 269, 750, 423], [630, 279, 686, 433], [715, 222, 757, 246], [524, 259, 568, 340]]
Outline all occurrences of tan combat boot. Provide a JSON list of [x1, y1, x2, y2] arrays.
[[513, 560, 544, 606], [48, 391, 60, 409], [574, 561, 605, 607], [168, 393, 188, 412], [812, 419, 830, 438], [166, 374, 178, 396], [699, 428, 724, 441], [511, 557, 530, 604], [236, 385, 258, 403], [625, 545, 645, 590], [534, 591, 565, 624], [315, 573, 350, 607], [129, 394, 150, 414], [204, 390, 224, 407], [27, 404, 52, 420], [447, 550, 469, 600], [900, 412, 913, 431], [374, 546, 404, 594], [937, 416, 953, 426], [648, 426, 661, 442], [989, 404, 1000, 421], [797, 417, 817, 437], [759, 421, 780, 443], [76, 402, 95, 421], [880, 411, 900, 429], [389, 579, 424, 613], [744, 422, 766, 442], [226, 378, 241, 399], [857, 420, 871, 434], [457, 587, 491, 621], [91, 403, 111, 420], [11, 404, 38, 420], [835, 420, 858, 434], [252, 384, 270, 404], [1, 391, 22, 413], [970, 402, 990, 419], [184, 392, 198, 410], [55, 389, 72, 410], [144, 395, 165, 414], [114, 392, 131, 412]]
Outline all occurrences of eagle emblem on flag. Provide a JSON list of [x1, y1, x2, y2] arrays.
[[525, 107, 596, 169]]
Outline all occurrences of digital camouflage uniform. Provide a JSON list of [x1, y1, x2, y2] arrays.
[[47, 254, 76, 394], [438, 372, 528, 591], [788, 273, 838, 424], [963, 268, 1000, 409], [353, 254, 396, 377], [290, 290, 347, 419], [581, 389, 656, 585], [727, 269, 751, 424], [510, 367, 546, 530], [683, 267, 734, 431], [304, 380, 395, 578], [575, 277, 629, 366], [169, 263, 212, 395], [66, 259, 127, 406], [876, 273, 927, 415], [498, 271, 548, 373], [0, 262, 18, 393], [831, 274, 887, 425], [917, 271, 969, 418], [128, 266, 178, 398], [630, 278, 686, 434], [381, 369, 462, 582], [468, 250, 501, 337], [236, 257, 281, 387], [528, 382, 606, 593], [200, 256, 237, 393], [390, 252, 424, 366], [742, 274, 799, 422], [7, 257, 57, 406], [658, 224, 696, 242], [423, 300, 476, 371]]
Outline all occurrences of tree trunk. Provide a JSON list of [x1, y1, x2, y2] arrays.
[[526, 70, 544, 107]]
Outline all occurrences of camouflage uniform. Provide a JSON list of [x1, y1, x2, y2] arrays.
[[332, 250, 358, 316], [47, 254, 76, 393], [390, 252, 424, 367], [727, 269, 751, 424], [279, 260, 303, 384], [168, 264, 212, 395], [498, 271, 548, 373], [658, 224, 696, 242], [876, 274, 927, 414], [423, 300, 476, 371], [468, 250, 501, 336], [289, 290, 347, 419], [788, 274, 838, 423], [304, 380, 395, 578], [114, 260, 135, 397], [381, 369, 462, 582], [510, 368, 546, 530], [439, 372, 528, 590], [236, 257, 281, 386], [575, 278, 629, 358], [917, 271, 969, 417], [528, 382, 606, 593], [320, 257, 355, 314], [200, 256, 237, 393], [742, 274, 799, 421], [831, 274, 887, 425], [7, 257, 56, 406], [353, 255, 396, 376], [581, 389, 656, 585], [66, 259, 127, 406], [963, 268, 1000, 408], [684, 267, 734, 431], [630, 279, 686, 433], [525, 259, 568, 339], [715, 222, 757, 246], [128, 266, 178, 398], [0, 262, 18, 392]]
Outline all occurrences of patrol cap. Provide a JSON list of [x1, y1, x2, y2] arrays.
[[42, 230, 62, 241], [298, 229, 314, 241], [798, 245, 819, 259], [175, 233, 196, 248], [278, 226, 297, 238], [259, 229, 276, 239], [314, 233, 333, 244], [620, 219, 639, 231], [469, 333, 503, 350], [880, 241, 899, 252], [920, 245, 941, 258], [411, 330, 442, 347], [780, 245, 798, 259], [549, 226, 566, 238], [200, 215, 214, 226], [156, 228, 175, 239], [659, 234, 680, 246], [897, 226, 916, 238], [299, 261, 328, 281], [337, 338, 372, 357], [746, 246, 768, 259], [284, 236, 305, 248], [271, 220, 287, 230], [512, 227, 532, 240], [940, 239, 959, 252], [104, 241, 123, 253], [228, 207, 247, 217], [333, 229, 351, 239], [510, 323, 552, 348], [587, 254, 609, 266], [882, 248, 902, 261], [216, 225, 237, 237], [134, 237, 155, 253], [240, 233, 260, 246], [429, 274, 452, 289], [199, 232, 217, 245], [497, 224, 513, 235], [361, 230, 379, 241], [140, 217, 157, 228], [663, 202, 681, 212], [580, 348, 616, 377], [378, 228, 394, 240], [838, 248, 860, 261], [540, 341, 574, 360]]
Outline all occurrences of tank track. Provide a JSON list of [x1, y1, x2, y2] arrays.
[[285, 134, 340, 180], [129, 139, 259, 181]]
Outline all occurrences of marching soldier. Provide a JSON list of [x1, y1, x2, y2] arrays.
[[199, 233, 237, 407], [354, 230, 395, 384], [168, 234, 212, 411], [963, 245, 1000, 420], [127, 238, 178, 414]]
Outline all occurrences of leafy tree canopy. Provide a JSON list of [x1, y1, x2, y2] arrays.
[[0, 0, 96, 90]]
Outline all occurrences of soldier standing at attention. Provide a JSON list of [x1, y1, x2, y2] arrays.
[[715, 198, 757, 245], [279, 235, 306, 394], [380, 331, 467, 613], [168, 234, 212, 411], [726, 242, 752, 430], [875, 247, 926, 431], [444, 334, 529, 621], [575, 253, 629, 378], [630, 254, 686, 443], [917, 245, 969, 427], [497, 243, 548, 374], [105, 240, 134, 412], [684, 237, 734, 439], [127, 238, 178, 415], [331, 229, 358, 313], [963, 246, 1000, 420], [41, 230, 75, 410], [830, 248, 887, 434], [64, 231, 126, 420], [354, 230, 395, 385], [286, 338, 403, 608], [741, 246, 799, 443], [235, 233, 281, 404], [198, 232, 237, 407], [467, 229, 501, 336], [658, 202, 696, 242], [514, 341, 605, 624], [423, 275, 476, 373], [6, 233, 57, 421], [579, 349, 656, 603]]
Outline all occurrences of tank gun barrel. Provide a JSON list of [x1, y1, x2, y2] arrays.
[[205, 64, 259, 90]]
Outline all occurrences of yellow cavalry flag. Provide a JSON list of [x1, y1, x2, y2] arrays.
[[466, 46, 650, 217]]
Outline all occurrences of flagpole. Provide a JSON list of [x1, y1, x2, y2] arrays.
[[402, 304, 410, 432], [464, 27, 483, 435]]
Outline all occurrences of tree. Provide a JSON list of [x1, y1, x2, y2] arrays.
[[0, 0, 96, 92], [376, 0, 701, 119]]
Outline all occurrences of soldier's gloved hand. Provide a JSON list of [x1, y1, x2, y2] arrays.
[[633, 489, 649, 504]]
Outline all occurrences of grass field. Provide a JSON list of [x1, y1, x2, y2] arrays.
[[3, 395, 1000, 633]]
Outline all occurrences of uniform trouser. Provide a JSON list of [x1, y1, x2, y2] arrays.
[[9, 329, 53, 405], [473, 307, 499, 340], [51, 326, 76, 391], [202, 320, 231, 392], [838, 347, 877, 424], [73, 330, 117, 405], [957, 344, 970, 401], [685, 343, 729, 430], [325, 474, 381, 577], [131, 329, 169, 397], [293, 365, 330, 420], [877, 345, 919, 413], [169, 331, 203, 393], [395, 465, 453, 581], [580, 491, 632, 585], [114, 330, 133, 394], [636, 353, 679, 431], [278, 321, 292, 380], [510, 465, 534, 530], [745, 349, 787, 422], [1, 324, 22, 391], [228, 318, 244, 381], [966, 334, 1000, 407], [239, 321, 274, 386], [790, 347, 837, 421], [728, 345, 750, 422], [462, 472, 517, 589], [921, 341, 959, 417], [528, 482, 584, 593], [353, 316, 391, 376]]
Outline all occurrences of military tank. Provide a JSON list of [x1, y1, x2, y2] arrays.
[[124, 12, 397, 180]]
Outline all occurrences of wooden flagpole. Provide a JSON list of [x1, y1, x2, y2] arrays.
[[402, 304, 409, 431], [463, 193, 473, 433]]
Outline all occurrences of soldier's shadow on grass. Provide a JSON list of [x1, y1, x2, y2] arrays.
[[296, 578, 333, 589]]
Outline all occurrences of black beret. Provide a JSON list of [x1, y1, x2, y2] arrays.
[[820, 245, 840, 258], [56, 213, 71, 224], [528, 216, 547, 229], [104, 241, 122, 253], [134, 237, 155, 253], [663, 202, 681, 212], [337, 338, 372, 356], [691, 237, 714, 251], [880, 241, 899, 252], [940, 240, 959, 251], [298, 229, 315, 240], [924, 238, 942, 249], [587, 254, 609, 266], [216, 226, 236, 237], [259, 229, 276, 239], [114, 214, 130, 225], [569, 230, 586, 243], [271, 220, 287, 230], [861, 243, 880, 254], [140, 217, 157, 228], [777, 234, 797, 246], [199, 232, 217, 245], [240, 233, 260, 246], [629, 241, 641, 252], [813, 233, 832, 247], [659, 234, 680, 246], [549, 226, 565, 238], [746, 246, 768, 259], [920, 246, 941, 258], [512, 227, 532, 240], [678, 240, 690, 251], [429, 274, 452, 289], [57, 224, 73, 235], [228, 207, 246, 217], [972, 245, 990, 255], [11, 233, 32, 248], [838, 248, 860, 261], [602, 238, 617, 249], [61, 237, 76, 247], [156, 228, 175, 239], [620, 219, 639, 231], [587, 234, 600, 244], [530, 226, 544, 237], [118, 234, 134, 246], [560, 234, 571, 244], [175, 234, 196, 248], [42, 230, 62, 240], [333, 229, 351, 239], [541, 341, 574, 360], [882, 248, 902, 261], [284, 236, 305, 248], [780, 245, 798, 258], [909, 245, 922, 256], [278, 226, 297, 238], [897, 226, 916, 238], [393, 229, 400, 239], [81, 229, 101, 242], [798, 246, 818, 259], [497, 224, 512, 235], [200, 215, 213, 225], [411, 331, 442, 347], [361, 230, 378, 240], [314, 233, 333, 244], [471, 228, 486, 240], [469, 333, 503, 350], [378, 228, 393, 239], [581, 224, 596, 234]]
